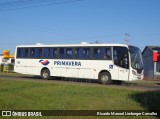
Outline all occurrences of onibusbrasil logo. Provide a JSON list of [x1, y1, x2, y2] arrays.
[[39, 60, 50, 65]]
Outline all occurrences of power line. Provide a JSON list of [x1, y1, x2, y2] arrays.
[[0, 0, 83, 11], [0, 0, 57, 8]]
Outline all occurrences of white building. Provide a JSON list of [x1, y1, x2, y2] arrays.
[[0, 55, 14, 65]]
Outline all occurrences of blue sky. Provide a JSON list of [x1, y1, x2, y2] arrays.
[[0, 0, 160, 54]]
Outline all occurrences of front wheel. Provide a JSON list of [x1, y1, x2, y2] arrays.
[[99, 72, 111, 85], [41, 69, 51, 80]]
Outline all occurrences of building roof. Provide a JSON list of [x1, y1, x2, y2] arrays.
[[142, 46, 160, 54], [147, 46, 160, 51]]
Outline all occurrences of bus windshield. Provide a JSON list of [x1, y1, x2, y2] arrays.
[[129, 46, 143, 70]]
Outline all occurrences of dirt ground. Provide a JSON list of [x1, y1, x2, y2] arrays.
[[0, 72, 160, 91]]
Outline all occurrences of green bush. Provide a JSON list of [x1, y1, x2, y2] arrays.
[[0, 63, 14, 72], [0, 64, 4, 72], [8, 63, 14, 72]]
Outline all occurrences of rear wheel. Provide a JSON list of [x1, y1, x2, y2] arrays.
[[41, 69, 50, 80], [99, 72, 111, 85]]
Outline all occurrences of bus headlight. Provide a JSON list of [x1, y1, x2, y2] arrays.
[[132, 70, 136, 75]]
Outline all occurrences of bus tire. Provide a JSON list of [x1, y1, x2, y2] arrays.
[[41, 69, 51, 80], [99, 72, 111, 85]]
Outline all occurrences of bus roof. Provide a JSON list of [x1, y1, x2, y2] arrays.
[[16, 43, 129, 48]]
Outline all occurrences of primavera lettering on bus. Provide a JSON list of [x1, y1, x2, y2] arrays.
[[54, 61, 81, 66]]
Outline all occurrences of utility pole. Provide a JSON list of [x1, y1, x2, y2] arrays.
[[125, 33, 130, 45]]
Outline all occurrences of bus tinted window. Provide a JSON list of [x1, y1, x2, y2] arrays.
[[102, 48, 112, 60], [113, 49, 118, 65], [75, 48, 80, 58], [82, 48, 90, 59], [17, 47, 112, 60], [44, 48, 58, 59], [93, 47, 111, 60], [30, 48, 35, 58], [113, 47, 129, 68], [35, 48, 42, 58], [93, 48, 101, 59], [17, 48, 29, 58], [50, 48, 58, 58], [44, 48, 50, 58], [66, 48, 73, 59], [59, 48, 65, 59], [24, 48, 29, 58], [17, 48, 22, 58]]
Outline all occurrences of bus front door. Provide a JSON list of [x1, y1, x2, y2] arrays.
[[118, 68, 129, 81], [118, 52, 130, 81], [113, 46, 130, 81]]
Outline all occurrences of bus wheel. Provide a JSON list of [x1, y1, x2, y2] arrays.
[[41, 69, 50, 80], [99, 72, 111, 85]]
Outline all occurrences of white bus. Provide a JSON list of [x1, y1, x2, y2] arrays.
[[14, 43, 144, 84]]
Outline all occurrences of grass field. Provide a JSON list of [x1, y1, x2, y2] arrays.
[[0, 75, 160, 119]]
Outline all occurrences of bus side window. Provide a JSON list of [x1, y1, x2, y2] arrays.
[[93, 48, 101, 59], [74, 48, 80, 59], [30, 48, 35, 58], [102, 47, 111, 60], [24, 48, 29, 58], [50, 48, 58, 59], [59, 48, 65, 59], [66, 48, 73, 59], [82, 48, 90, 59], [17, 48, 28, 58], [35, 48, 42, 58], [54, 48, 58, 58], [44, 48, 50, 58], [17, 48, 22, 58]]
